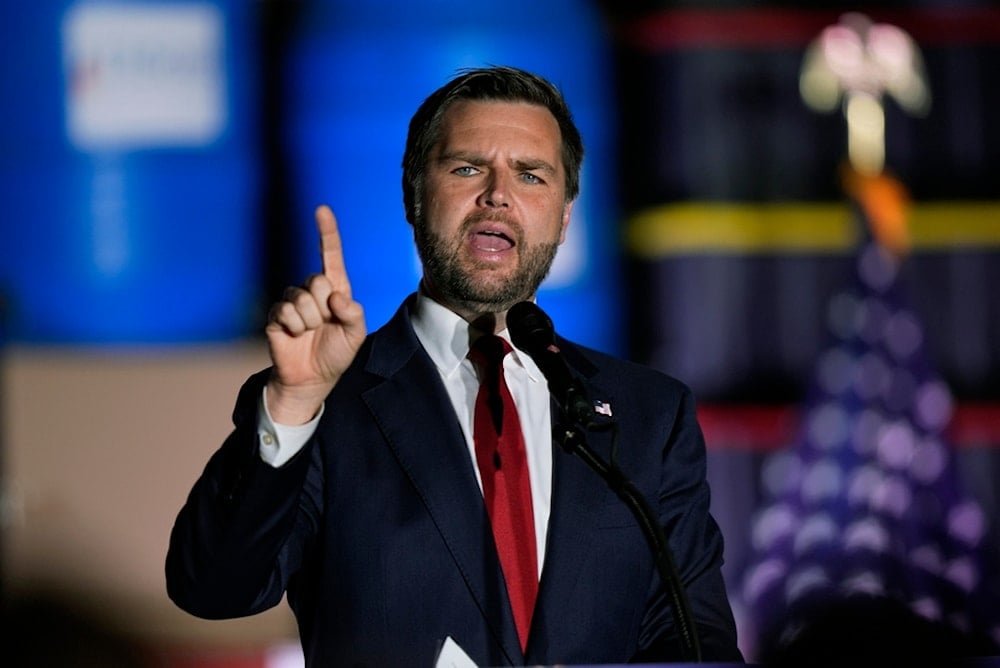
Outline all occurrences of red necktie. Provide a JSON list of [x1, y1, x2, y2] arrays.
[[468, 335, 538, 653]]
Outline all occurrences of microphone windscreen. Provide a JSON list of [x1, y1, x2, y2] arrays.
[[507, 301, 554, 355]]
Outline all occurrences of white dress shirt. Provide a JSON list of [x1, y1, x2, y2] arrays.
[[256, 292, 553, 576]]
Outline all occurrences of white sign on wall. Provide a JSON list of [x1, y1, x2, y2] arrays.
[[62, 2, 227, 149]]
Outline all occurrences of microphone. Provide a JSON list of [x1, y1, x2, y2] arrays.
[[507, 301, 595, 428]]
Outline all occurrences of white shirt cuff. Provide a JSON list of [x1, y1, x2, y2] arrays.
[[257, 386, 324, 468]]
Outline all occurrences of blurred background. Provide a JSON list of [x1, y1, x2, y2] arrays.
[[1, 0, 997, 665]]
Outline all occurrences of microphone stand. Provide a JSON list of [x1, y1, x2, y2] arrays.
[[554, 421, 703, 663]]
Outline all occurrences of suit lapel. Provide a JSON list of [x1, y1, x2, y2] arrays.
[[360, 301, 522, 664]]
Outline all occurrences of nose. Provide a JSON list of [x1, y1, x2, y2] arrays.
[[479, 170, 510, 208]]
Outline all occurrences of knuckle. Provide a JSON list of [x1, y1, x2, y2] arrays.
[[305, 273, 329, 289], [276, 301, 298, 322], [291, 290, 313, 308]]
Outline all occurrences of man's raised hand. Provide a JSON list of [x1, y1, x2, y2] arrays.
[[265, 205, 367, 425]]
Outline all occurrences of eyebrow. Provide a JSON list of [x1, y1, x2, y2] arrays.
[[437, 151, 558, 176]]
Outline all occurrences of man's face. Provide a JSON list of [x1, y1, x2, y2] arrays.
[[413, 100, 574, 320]]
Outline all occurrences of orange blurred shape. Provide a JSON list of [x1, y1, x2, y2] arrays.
[[841, 164, 912, 257]]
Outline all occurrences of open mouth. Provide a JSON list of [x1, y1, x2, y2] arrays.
[[473, 229, 515, 252]]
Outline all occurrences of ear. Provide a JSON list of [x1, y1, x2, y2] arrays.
[[558, 200, 575, 244]]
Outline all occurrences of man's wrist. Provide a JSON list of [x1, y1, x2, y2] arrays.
[[264, 377, 331, 425]]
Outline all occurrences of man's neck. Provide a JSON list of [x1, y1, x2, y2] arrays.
[[418, 280, 510, 334]]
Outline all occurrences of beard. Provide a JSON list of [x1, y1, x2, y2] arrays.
[[414, 213, 560, 314]]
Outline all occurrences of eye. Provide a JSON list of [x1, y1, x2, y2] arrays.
[[453, 165, 480, 176], [520, 172, 543, 184]]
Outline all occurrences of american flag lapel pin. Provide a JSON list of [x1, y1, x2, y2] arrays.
[[593, 400, 613, 417]]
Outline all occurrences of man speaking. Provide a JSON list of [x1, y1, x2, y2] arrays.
[[166, 66, 742, 666]]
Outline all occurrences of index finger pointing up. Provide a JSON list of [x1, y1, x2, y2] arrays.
[[315, 204, 352, 298]]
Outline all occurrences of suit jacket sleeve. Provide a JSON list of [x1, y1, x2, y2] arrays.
[[165, 369, 321, 619], [632, 381, 744, 662]]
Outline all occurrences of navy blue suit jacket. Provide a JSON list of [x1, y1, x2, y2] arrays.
[[166, 296, 741, 666]]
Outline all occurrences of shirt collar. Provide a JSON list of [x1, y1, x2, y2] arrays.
[[411, 290, 544, 382]]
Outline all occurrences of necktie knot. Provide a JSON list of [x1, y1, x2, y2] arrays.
[[468, 335, 512, 433], [468, 334, 510, 372]]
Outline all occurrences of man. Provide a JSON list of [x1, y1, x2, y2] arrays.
[[167, 66, 741, 666]]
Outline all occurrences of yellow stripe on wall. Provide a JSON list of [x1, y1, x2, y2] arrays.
[[625, 202, 1000, 258]]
